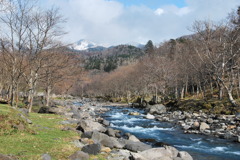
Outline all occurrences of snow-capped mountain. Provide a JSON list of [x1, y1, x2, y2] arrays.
[[126, 42, 145, 48], [71, 39, 107, 51], [70, 39, 145, 51]]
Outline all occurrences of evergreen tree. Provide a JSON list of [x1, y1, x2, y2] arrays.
[[144, 40, 154, 54]]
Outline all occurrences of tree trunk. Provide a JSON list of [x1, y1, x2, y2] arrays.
[[181, 87, 184, 99], [175, 87, 178, 99], [227, 90, 238, 107], [45, 86, 51, 107], [218, 85, 223, 100], [10, 85, 15, 106]]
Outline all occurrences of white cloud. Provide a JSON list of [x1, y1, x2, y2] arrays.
[[155, 8, 164, 15], [47, 0, 240, 45]]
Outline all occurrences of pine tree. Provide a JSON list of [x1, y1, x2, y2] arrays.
[[144, 40, 154, 54]]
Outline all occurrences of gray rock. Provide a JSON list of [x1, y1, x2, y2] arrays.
[[200, 122, 210, 131], [92, 131, 109, 142], [99, 137, 123, 149], [81, 143, 101, 155], [76, 120, 106, 133], [69, 151, 89, 160], [106, 128, 116, 137], [103, 120, 110, 126], [42, 154, 51, 160], [19, 114, 32, 124], [165, 146, 179, 157], [81, 131, 93, 139], [224, 131, 233, 139], [124, 141, 152, 152], [148, 104, 166, 114], [38, 106, 64, 114], [177, 151, 193, 160], [128, 135, 140, 142], [18, 108, 29, 116], [131, 152, 147, 160], [72, 140, 85, 148], [60, 120, 80, 125], [137, 146, 178, 160]]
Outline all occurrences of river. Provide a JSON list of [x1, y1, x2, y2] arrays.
[[102, 106, 240, 160]]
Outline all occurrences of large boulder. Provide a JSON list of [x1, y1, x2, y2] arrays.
[[91, 131, 123, 149], [81, 143, 101, 155], [100, 137, 123, 149], [138, 146, 179, 160], [106, 128, 117, 137], [69, 151, 89, 160], [124, 141, 152, 152], [128, 135, 140, 142], [76, 120, 106, 133], [148, 104, 167, 114], [177, 151, 193, 160], [38, 106, 64, 114]]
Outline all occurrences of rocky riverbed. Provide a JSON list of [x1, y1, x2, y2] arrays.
[[143, 104, 240, 143], [49, 99, 194, 160]]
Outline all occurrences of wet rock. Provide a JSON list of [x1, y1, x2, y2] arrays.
[[69, 151, 89, 160], [177, 151, 193, 160], [199, 122, 210, 131], [129, 112, 140, 116], [145, 113, 155, 119], [224, 131, 233, 139], [124, 141, 152, 152], [81, 143, 101, 155]]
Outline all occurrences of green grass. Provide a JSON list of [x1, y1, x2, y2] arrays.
[[0, 104, 79, 160]]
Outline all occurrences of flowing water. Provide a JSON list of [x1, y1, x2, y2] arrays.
[[102, 106, 240, 160]]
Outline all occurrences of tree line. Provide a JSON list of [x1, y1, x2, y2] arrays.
[[82, 7, 240, 109], [0, 0, 83, 112]]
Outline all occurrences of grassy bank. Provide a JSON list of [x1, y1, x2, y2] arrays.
[[0, 104, 79, 160]]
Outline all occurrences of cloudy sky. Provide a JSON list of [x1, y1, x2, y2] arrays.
[[42, 0, 239, 46]]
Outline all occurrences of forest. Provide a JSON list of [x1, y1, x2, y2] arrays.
[[82, 7, 240, 112]]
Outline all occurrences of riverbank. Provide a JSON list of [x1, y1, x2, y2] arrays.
[[53, 98, 194, 160]]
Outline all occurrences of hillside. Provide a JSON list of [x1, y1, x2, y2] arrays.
[[84, 44, 145, 72]]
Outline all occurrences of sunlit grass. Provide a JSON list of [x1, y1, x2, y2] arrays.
[[0, 104, 79, 160]]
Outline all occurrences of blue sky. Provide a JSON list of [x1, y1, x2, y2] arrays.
[[41, 0, 240, 46], [115, 0, 186, 9]]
